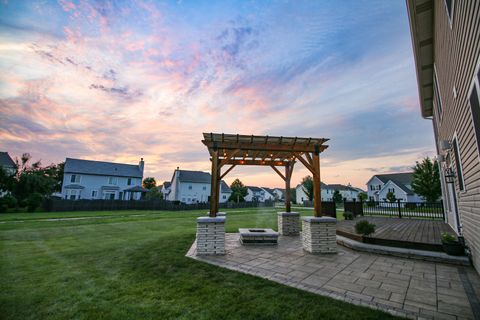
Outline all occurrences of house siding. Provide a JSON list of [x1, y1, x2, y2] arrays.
[[428, 1, 480, 271]]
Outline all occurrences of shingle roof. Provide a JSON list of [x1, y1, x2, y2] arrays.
[[176, 170, 211, 183], [261, 187, 275, 195], [247, 186, 264, 192], [327, 184, 359, 191], [64, 158, 143, 178], [373, 172, 413, 185], [220, 180, 232, 193], [0, 152, 15, 168]]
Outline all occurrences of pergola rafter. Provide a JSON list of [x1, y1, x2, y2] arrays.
[[202, 133, 329, 217]]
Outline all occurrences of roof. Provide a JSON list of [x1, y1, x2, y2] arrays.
[[202, 133, 329, 166], [0, 152, 15, 168], [247, 186, 264, 192], [162, 181, 171, 188], [373, 172, 413, 185], [406, 0, 434, 118], [175, 170, 211, 183], [64, 158, 143, 178], [327, 184, 359, 191], [261, 187, 275, 195], [387, 180, 414, 195], [220, 181, 232, 193]]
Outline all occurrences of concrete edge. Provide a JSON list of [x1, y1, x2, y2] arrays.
[[277, 212, 300, 216], [336, 235, 470, 266], [197, 216, 226, 223], [302, 216, 337, 223]]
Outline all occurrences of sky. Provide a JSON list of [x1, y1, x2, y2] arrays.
[[0, 0, 436, 189]]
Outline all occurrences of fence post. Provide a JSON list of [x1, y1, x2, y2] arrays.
[[397, 199, 402, 218]]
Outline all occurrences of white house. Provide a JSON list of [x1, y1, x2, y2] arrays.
[[272, 188, 285, 200], [244, 186, 273, 202], [0, 152, 15, 196], [167, 169, 231, 204], [328, 184, 363, 201], [61, 158, 146, 200], [295, 182, 332, 204], [161, 181, 171, 200], [366, 172, 424, 202]]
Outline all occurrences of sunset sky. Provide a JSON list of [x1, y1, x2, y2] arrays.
[[0, 0, 435, 189]]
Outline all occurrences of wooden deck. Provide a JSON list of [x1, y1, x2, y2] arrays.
[[336, 217, 456, 252]]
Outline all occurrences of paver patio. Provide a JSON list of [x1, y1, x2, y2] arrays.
[[187, 234, 480, 320]]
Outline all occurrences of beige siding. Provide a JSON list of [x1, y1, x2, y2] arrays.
[[433, 0, 480, 270]]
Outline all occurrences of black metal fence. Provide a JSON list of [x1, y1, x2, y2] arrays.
[[43, 199, 275, 212], [301, 200, 337, 218], [344, 199, 444, 220]]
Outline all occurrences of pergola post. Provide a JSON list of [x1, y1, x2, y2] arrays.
[[285, 163, 291, 213], [209, 146, 220, 217], [312, 145, 322, 217]]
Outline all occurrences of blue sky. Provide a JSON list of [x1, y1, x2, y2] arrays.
[[0, 0, 435, 188]]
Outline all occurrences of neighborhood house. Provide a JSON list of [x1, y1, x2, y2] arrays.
[[61, 158, 145, 200], [167, 169, 231, 204], [366, 172, 423, 202], [296, 182, 362, 204]]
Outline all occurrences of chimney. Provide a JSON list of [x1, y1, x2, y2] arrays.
[[139, 158, 145, 173]]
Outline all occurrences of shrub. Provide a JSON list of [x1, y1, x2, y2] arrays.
[[355, 220, 376, 236], [26, 193, 43, 212], [441, 232, 457, 244], [0, 204, 7, 213], [366, 200, 376, 207], [343, 211, 354, 220], [0, 195, 18, 208]]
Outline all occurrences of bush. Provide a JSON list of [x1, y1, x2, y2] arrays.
[[343, 211, 354, 220], [0, 195, 18, 208], [26, 193, 44, 212], [441, 232, 457, 244], [405, 202, 417, 210], [0, 204, 7, 213], [366, 200, 376, 207], [355, 220, 376, 236]]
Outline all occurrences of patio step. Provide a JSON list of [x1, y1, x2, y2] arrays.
[[336, 235, 470, 266]]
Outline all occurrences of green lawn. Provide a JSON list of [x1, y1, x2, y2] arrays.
[[0, 208, 397, 320]]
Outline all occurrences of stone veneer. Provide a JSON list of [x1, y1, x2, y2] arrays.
[[277, 212, 300, 236], [196, 214, 226, 255], [302, 216, 337, 253]]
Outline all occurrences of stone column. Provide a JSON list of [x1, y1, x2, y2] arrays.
[[277, 212, 300, 236], [302, 216, 337, 253], [196, 215, 225, 255]]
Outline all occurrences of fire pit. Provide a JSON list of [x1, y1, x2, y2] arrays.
[[239, 228, 279, 245]]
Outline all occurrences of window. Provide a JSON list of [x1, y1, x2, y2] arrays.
[[108, 176, 118, 185], [188, 185, 192, 190], [127, 178, 132, 186], [444, 0, 454, 26], [434, 67, 443, 121], [203, 186, 206, 190], [70, 174, 80, 183], [223, 195, 226, 199], [470, 61, 480, 159], [370, 185, 373, 191], [452, 137, 465, 191], [91, 190, 98, 198], [103, 192, 115, 200]]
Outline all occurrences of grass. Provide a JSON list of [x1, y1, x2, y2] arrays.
[[0, 208, 398, 320]]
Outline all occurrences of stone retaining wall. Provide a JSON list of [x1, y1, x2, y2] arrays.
[[302, 216, 336, 253]]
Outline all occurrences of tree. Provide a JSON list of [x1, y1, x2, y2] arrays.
[[145, 186, 163, 200], [386, 191, 396, 203], [411, 157, 442, 203], [229, 179, 248, 202], [143, 177, 156, 190], [332, 190, 342, 203], [301, 176, 314, 201], [357, 192, 368, 202]]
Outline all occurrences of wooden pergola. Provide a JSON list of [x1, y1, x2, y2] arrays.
[[202, 133, 329, 217]]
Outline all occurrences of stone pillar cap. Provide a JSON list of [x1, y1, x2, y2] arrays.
[[197, 216, 226, 223], [302, 216, 336, 223], [277, 212, 300, 216]]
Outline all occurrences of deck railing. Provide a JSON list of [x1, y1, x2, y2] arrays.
[[344, 199, 445, 220]]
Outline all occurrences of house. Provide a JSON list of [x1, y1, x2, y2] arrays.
[[0, 152, 16, 196], [61, 158, 146, 200], [167, 169, 231, 204], [295, 182, 332, 204], [244, 186, 273, 202], [366, 173, 423, 202], [272, 188, 285, 200], [327, 184, 363, 201], [407, 0, 480, 271], [261, 187, 276, 201], [161, 181, 171, 200]]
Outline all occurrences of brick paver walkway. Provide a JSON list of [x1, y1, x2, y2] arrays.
[[186, 234, 480, 320]]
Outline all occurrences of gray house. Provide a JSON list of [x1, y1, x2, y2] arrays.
[[61, 158, 146, 200], [0, 152, 15, 175], [407, 0, 480, 271]]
